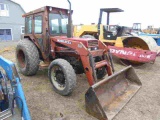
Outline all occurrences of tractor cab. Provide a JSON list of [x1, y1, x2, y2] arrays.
[[23, 6, 70, 36], [23, 6, 72, 57]]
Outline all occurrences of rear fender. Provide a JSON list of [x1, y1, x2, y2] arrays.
[[24, 35, 39, 49], [24, 35, 44, 60]]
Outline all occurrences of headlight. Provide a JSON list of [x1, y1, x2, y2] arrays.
[[88, 47, 98, 51], [91, 47, 98, 50], [88, 48, 91, 51]]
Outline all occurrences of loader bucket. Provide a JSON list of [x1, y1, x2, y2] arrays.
[[85, 65, 142, 120]]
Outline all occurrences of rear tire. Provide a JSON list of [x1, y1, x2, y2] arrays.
[[48, 59, 76, 96], [16, 39, 39, 76]]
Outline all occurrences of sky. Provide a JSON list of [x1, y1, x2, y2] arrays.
[[13, 0, 160, 29]]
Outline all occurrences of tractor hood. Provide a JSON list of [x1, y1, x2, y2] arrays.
[[52, 36, 98, 48]]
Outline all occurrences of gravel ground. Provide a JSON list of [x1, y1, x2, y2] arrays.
[[0, 40, 18, 49], [0, 41, 160, 120]]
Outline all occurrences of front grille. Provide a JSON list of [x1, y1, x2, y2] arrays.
[[88, 40, 98, 47]]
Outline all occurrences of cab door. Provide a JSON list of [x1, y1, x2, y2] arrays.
[[33, 13, 45, 52]]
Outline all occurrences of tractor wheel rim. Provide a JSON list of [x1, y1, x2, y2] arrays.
[[17, 50, 26, 68], [51, 65, 66, 91]]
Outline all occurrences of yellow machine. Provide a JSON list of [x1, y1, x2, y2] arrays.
[[74, 24, 127, 47], [74, 8, 126, 46], [143, 25, 158, 34], [132, 23, 158, 34], [73, 8, 159, 66]]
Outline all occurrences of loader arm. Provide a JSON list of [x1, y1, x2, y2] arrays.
[[50, 37, 113, 86]]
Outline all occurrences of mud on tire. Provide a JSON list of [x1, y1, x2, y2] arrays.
[[48, 59, 76, 96], [16, 39, 40, 76]]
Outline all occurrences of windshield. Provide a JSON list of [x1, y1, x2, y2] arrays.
[[133, 23, 141, 30], [49, 13, 68, 35]]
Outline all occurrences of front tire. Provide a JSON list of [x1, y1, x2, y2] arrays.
[[16, 39, 40, 76], [48, 59, 76, 96]]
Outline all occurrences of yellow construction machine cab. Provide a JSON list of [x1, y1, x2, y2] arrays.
[[98, 8, 124, 27], [132, 23, 142, 33], [98, 8, 128, 42], [73, 8, 130, 45]]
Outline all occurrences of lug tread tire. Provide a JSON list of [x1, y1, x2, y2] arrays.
[[16, 39, 39, 76], [48, 59, 76, 96]]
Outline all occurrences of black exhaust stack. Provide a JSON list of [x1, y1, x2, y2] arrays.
[[67, 0, 72, 38]]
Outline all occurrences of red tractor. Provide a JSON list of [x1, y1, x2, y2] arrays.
[[15, 1, 142, 120]]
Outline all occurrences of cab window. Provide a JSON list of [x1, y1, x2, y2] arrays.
[[49, 13, 68, 35], [25, 16, 32, 34], [34, 16, 42, 34]]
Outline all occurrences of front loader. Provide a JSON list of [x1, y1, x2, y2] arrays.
[[15, 1, 142, 120], [73, 8, 159, 66]]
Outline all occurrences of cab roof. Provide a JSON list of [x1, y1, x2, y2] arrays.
[[100, 8, 124, 13], [23, 6, 72, 17]]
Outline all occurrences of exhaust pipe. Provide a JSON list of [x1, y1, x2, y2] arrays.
[[67, 0, 72, 38]]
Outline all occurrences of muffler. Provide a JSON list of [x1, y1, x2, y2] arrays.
[[85, 65, 142, 120]]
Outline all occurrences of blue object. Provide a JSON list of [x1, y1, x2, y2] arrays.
[[138, 32, 160, 46], [155, 38, 160, 46], [0, 56, 31, 120]]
